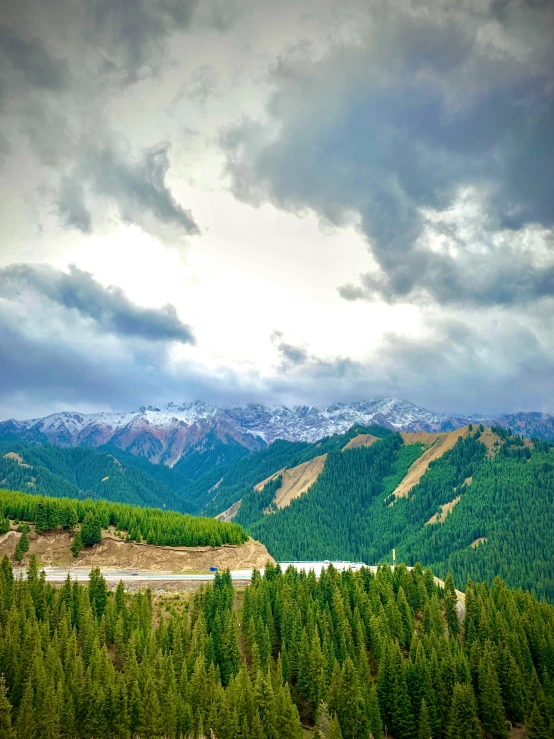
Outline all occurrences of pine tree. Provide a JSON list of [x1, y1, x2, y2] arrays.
[[80, 512, 102, 548], [444, 574, 459, 638], [335, 657, 368, 739], [16, 681, 35, 739], [478, 647, 508, 739], [39, 682, 60, 739], [13, 530, 29, 563], [526, 701, 549, 739], [34, 499, 50, 534], [139, 677, 163, 738], [0, 676, 16, 739], [70, 532, 83, 558], [221, 614, 241, 686], [418, 700, 432, 739], [448, 683, 481, 739], [88, 567, 108, 619], [367, 686, 383, 739], [327, 714, 344, 739]]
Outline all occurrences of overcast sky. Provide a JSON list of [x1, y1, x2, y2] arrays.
[[1, 0, 553, 419]]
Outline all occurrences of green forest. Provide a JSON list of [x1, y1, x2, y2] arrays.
[[3, 425, 554, 601], [0, 440, 186, 511], [187, 425, 392, 518], [0, 488, 248, 548], [1, 558, 553, 738], [237, 429, 554, 602]]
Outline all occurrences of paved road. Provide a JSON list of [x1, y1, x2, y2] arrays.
[[11, 561, 465, 616], [12, 561, 367, 583], [13, 567, 257, 582]]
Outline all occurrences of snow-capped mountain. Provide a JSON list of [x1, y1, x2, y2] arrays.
[[1, 398, 553, 466]]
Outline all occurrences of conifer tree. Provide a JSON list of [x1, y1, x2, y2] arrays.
[[478, 647, 508, 739], [16, 680, 35, 739], [88, 567, 108, 619], [335, 657, 368, 739], [448, 683, 481, 739], [139, 677, 163, 739], [526, 701, 549, 739], [80, 511, 102, 548], [39, 682, 61, 739], [418, 700, 432, 739], [327, 714, 344, 739], [12, 530, 29, 563], [34, 499, 50, 534], [221, 614, 241, 686], [444, 574, 460, 638], [70, 531, 83, 558], [367, 686, 383, 739], [0, 676, 16, 739]]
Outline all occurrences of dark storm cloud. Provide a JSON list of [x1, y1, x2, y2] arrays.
[[0, 263, 196, 343], [270, 331, 309, 365], [0, 0, 208, 239], [222, 0, 554, 307], [0, 26, 69, 91], [0, 316, 198, 415], [338, 244, 554, 307], [0, 309, 261, 419], [265, 316, 554, 415], [57, 176, 92, 233], [58, 142, 199, 237], [85, 0, 199, 81]]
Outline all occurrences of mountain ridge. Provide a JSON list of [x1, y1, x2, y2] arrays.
[[2, 397, 554, 468]]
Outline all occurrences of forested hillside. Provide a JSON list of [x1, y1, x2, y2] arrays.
[[0, 440, 185, 511], [180, 425, 392, 516], [0, 488, 248, 548], [1, 559, 553, 738], [236, 427, 554, 602]]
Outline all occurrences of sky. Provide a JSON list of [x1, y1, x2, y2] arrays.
[[0, 0, 553, 420]]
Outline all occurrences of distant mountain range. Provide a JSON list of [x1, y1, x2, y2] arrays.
[[2, 397, 554, 467]]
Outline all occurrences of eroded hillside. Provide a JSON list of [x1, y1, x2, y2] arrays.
[[0, 526, 273, 571]]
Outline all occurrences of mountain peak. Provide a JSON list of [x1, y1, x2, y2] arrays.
[[2, 398, 553, 466]]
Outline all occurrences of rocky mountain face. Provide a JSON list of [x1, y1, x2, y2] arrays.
[[1, 397, 553, 466]]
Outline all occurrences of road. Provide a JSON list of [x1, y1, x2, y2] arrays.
[[11, 561, 465, 616], [12, 561, 367, 583]]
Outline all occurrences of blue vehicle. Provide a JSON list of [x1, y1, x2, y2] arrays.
[[209, 566, 218, 572]]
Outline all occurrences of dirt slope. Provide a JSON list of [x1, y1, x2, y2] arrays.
[[470, 537, 487, 548], [216, 499, 242, 522], [394, 428, 471, 499], [426, 496, 461, 525], [394, 426, 504, 501], [342, 433, 378, 451], [254, 468, 285, 491], [254, 455, 327, 510], [0, 530, 274, 571], [3, 452, 31, 468], [273, 455, 327, 508], [476, 427, 503, 456]]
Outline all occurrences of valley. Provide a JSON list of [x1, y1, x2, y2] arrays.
[[1, 418, 554, 738], [3, 416, 554, 602]]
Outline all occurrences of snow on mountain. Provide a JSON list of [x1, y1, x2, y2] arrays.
[[2, 398, 553, 466]]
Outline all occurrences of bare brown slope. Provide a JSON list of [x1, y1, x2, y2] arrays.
[[342, 433, 378, 451], [0, 529, 273, 571], [273, 455, 327, 509], [394, 428, 471, 499], [3, 452, 31, 468], [426, 496, 461, 525], [216, 499, 242, 523], [253, 454, 328, 510], [395, 426, 503, 500]]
